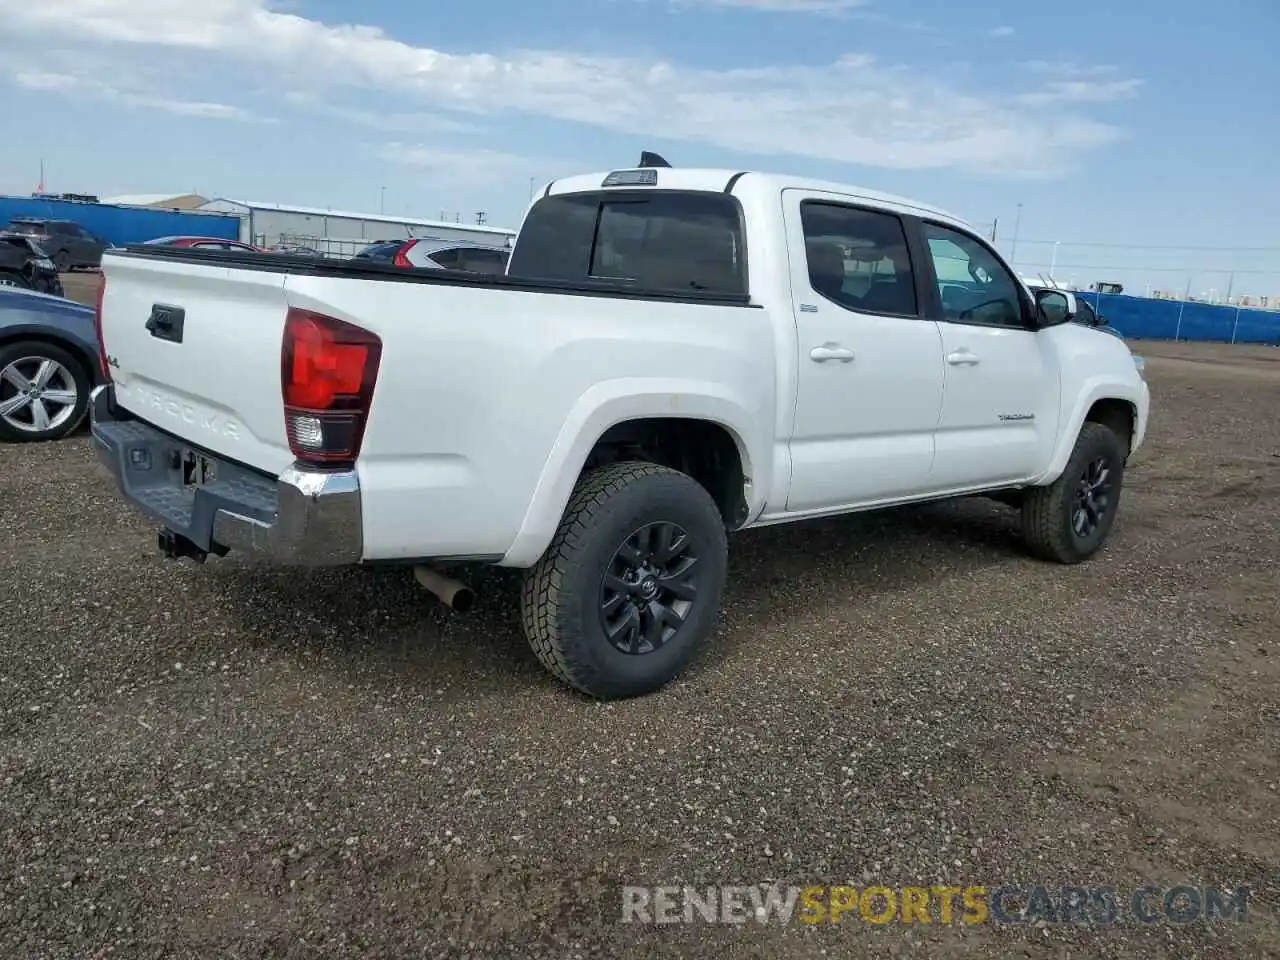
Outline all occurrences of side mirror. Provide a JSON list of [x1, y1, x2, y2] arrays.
[[1034, 288, 1076, 327]]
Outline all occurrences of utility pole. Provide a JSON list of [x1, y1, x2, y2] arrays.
[[475, 211, 487, 225], [1009, 203, 1023, 263], [1049, 241, 1061, 280], [379, 186, 386, 215], [529, 177, 536, 201]]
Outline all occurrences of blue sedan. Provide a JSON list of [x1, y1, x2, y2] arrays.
[[0, 286, 104, 442]]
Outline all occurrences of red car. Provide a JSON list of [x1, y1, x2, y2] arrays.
[[142, 236, 264, 252]]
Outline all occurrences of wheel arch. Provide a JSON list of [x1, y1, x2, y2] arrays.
[[0, 331, 96, 386], [499, 384, 769, 568], [1032, 380, 1140, 486]]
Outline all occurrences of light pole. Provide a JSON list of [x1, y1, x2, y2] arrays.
[[1049, 241, 1061, 280], [379, 186, 386, 214], [528, 176, 536, 201], [1009, 203, 1023, 264]]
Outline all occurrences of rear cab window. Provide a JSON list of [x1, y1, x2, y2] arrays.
[[508, 190, 747, 295]]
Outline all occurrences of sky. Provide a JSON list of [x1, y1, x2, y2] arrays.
[[2, 0, 1278, 299]]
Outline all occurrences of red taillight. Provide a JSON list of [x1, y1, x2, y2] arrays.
[[281, 308, 382, 465], [93, 274, 110, 381], [391, 240, 416, 268]]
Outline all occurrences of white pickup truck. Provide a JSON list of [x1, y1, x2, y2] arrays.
[[90, 162, 1150, 699]]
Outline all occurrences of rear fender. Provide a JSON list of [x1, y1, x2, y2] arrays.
[[499, 380, 767, 567]]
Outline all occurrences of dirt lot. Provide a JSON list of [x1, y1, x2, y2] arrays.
[[1, 339, 1278, 958], [58, 270, 101, 307]]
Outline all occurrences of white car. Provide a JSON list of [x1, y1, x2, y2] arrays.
[[89, 161, 1150, 699]]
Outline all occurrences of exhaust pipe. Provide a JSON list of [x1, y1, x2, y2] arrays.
[[413, 565, 475, 613]]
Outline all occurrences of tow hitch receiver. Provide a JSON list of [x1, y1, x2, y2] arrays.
[[158, 527, 208, 563]]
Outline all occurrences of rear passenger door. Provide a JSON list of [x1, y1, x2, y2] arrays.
[[782, 191, 947, 512]]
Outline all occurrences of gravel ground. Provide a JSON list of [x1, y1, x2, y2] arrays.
[[1, 340, 1278, 958]]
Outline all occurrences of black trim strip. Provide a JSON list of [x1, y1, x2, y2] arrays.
[[107, 245, 759, 308], [542, 180, 554, 198], [723, 171, 748, 193]]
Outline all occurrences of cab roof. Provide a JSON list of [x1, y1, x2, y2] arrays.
[[544, 167, 971, 231]]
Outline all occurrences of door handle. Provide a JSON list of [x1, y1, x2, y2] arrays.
[[810, 344, 855, 363], [946, 350, 980, 366]]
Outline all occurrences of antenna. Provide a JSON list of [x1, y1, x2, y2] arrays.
[[638, 151, 671, 168]]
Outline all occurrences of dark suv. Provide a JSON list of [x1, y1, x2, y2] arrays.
[[3, 218, 109, 271], [0, 234, 63, 296]]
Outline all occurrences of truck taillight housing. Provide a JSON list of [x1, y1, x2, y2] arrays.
[[93, 274, 110, 381], [281, 308, 382, 466], [392, 241, 416, 268]]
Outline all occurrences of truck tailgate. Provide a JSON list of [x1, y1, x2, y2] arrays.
[[99, 253, 295, 476]]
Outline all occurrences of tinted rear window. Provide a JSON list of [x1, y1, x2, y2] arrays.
[[508, 191, 747, 294], [6, 221, 46, 235]]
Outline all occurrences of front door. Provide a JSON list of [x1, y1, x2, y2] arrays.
[[782, 190, 947, 513], [917, 220, 1061, 488]]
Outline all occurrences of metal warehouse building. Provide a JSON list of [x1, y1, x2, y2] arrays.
[[196, 199, 517, 256]]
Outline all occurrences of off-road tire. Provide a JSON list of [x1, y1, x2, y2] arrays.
[[520, 461, 729, 699], [53, 250, 71, 273], [1021, 422, 1127, 564]]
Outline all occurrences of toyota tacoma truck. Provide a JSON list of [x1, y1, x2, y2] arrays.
[[89, 161, 1150, 699]]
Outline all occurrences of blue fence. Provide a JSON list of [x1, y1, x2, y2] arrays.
[[0, 196, 240, 246], [1078, 291, 1280, 346]]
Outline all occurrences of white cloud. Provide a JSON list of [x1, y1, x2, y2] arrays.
[[0, 0, 1140, 176], [669, 0, 871, 11], [1017, 78, 1143, 106], [11, 68, 264, 121], [988, 25, 1015, 37], [281, 91, 482, 135]]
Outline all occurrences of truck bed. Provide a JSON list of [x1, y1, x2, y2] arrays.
[[109, 244, 757, 307]]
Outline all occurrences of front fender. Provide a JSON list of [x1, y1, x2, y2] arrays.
[[1031, 375, 1149, 485], [499, 379, 770, 567]]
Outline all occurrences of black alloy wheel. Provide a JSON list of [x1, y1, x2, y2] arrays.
[[1021, 421, 1127, 564], [1072, 456, 1113, 539], [599, 521, 701, 655]]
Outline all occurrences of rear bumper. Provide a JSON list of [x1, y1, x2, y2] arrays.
[[89, 384, 362, 565]]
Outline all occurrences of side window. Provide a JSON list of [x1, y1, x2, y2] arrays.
[[428, 248, 461, 268], [458, 248, 509, 275], [922, 222, 1026, 328], [1074, 299, 1098, 326], [798, 201, 918, 317]]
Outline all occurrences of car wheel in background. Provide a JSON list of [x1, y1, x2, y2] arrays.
[[0, 340, 91, 442], [53, 251, 71, 272]]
